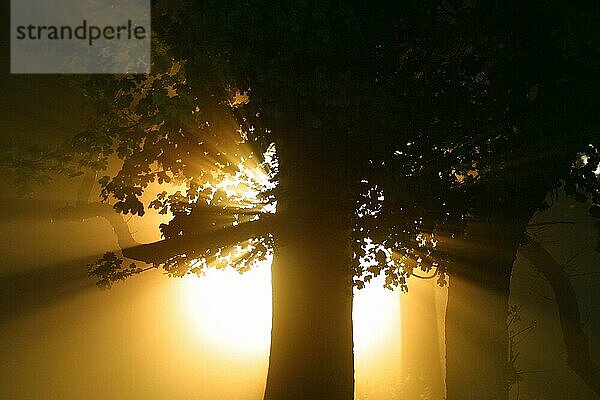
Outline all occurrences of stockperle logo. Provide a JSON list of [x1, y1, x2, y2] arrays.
[[11, 0, 150, 74]]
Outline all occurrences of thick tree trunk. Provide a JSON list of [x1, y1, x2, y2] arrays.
[[263, 126, 355, 400], [119, 115, 356, 399], [445, 221, 525, 400], [264, 216, 354, 400]]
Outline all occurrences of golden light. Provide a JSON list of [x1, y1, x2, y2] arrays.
[[353, 275, 401, 355], [354, 276, 403, 400], [178, 259, 400, 357], [170, 142, 401, 378], [179, 258, 273, 355]]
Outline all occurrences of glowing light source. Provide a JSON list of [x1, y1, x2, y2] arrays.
[[176, 142, 400, 362], [180, 259, 273, 355], [353, 275, 401, 355], [180, 259, 400, 357]]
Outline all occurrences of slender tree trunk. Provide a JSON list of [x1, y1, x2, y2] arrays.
[[445, 220, 526, 400], [263, 126, 355, 400], [441, 139, 584, 399], [520, 239, 600, 397], [400, 278, 445, 399]]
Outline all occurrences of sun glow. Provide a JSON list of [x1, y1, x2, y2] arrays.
[[172, 144, 277, 354], [353, 275, 401, 355], [180, 259, 273, 354], [175, 142, 399, 360], [179, 259, 400, 357]]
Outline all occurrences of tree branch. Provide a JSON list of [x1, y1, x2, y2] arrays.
[[52, 202, 138, 249], [76, 170, 97, 205], [56, 172, 276, 267], [527, 221, 575, 227], [520, 238, 600, 397], [122, 215, 275, 265]]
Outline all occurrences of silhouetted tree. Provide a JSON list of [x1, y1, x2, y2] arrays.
[[381, 2, 600, 399], [520, 235, 600, 397], [4, 2, 599, 400]]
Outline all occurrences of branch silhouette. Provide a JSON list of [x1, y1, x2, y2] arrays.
[[52, 170, 276, 289], [122, 216, 274, 265], [52, 202, 138, 250]]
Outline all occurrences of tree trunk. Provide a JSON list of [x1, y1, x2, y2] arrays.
[[400, 278, 445, 399], [520, 239, 600, 397], [445, 220, 525, 400], [119, 115, 356, 399], [264, 218, 354, 400], [263, 126, 355, 400]]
